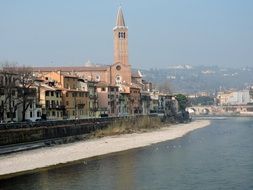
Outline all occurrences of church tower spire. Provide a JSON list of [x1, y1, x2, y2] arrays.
[[113, 7, 129, 66], [111, 7, 131, 86], [116, 7, 125, 27]]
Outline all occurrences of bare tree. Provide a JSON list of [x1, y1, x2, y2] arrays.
[[17, 66, 36, 121], [155, 79, 173, 94], [1, 62, 36, 122], [0, 62, 20, 121]]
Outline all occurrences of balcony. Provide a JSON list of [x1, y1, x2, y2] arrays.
[[46, 104, 65, 110], [89, 94, 97, 99], [36, 104, 42, 108]]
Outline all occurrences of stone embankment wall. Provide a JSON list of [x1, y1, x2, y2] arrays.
[[0, 118, 115, 146], [0, 116, 162, 146]]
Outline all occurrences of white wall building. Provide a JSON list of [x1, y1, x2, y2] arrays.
[[217, 90, 251, 105]]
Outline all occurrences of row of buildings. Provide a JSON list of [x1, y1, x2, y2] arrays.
[[0, 69, 177, 122], [0, 7, 178, 123], [216, 89, 253, 106]]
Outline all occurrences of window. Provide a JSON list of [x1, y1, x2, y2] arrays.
[[51, 100, 55, 108], [66, 101, 69, 106], [7, 112, 16, 118], [116, 65, 121, 71], [57, 111, 59, 117], [12, 90, 15, 96], [66, 92, 68, 97], [51, 91, 54, 96], [73, 110, 75, 116], [46, 91, 49, 96], [30, 104, 32, 109], [30, 111, 33, 118], [56, 92, 59, 97], [118, 32, 126, 39], [52, 111, 55, 116], [37, 111, 41, 117], [102, 87, 105, 91], [0, 76, 3, 85], [0, 89, 4, 95], [46, 100, 50, 108]]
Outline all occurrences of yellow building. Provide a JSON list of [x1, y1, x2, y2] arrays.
[[41, 72, 89, 119], [39, 84, 64, 120], [62, 89, 88, 119]]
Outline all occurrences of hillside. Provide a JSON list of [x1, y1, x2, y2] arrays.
[[140, 65, 253, 94]]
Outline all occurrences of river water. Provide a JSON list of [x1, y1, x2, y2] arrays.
[[1, 118, 253, 190]]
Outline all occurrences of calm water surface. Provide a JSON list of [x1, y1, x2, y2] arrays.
[[1, 118, 253, 190]]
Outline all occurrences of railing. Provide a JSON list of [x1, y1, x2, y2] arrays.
[[36, 104, 42, 108], [46, 105, 65, 109], [89, 94, 97, 99]]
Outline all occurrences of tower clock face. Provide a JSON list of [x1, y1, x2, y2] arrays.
[[116, 65, 121, 71]]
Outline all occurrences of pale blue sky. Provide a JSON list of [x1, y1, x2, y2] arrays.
[[0, 0, 252, 69]]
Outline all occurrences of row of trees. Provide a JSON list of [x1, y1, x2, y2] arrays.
[[0, 62, 36, 122]]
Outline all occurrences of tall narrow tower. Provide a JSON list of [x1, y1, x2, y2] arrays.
[[113, 7, 129, 66], [111, 7, 131, 86]]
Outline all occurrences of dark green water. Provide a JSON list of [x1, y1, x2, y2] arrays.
[[1, 118, 253, 190]]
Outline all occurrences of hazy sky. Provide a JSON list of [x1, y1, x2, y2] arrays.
[[0, 0, 253, 69]]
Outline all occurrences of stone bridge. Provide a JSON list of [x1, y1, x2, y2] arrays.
[[186, 105, 253, 116], [186, 106, 215, 115]]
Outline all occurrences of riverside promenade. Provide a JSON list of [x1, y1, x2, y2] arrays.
[[0, 120, 210, 178]]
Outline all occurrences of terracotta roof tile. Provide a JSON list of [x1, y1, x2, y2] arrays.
[[33, 66, 108, 72]]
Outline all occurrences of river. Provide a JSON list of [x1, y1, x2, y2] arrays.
[[1, 117, 253, 190]]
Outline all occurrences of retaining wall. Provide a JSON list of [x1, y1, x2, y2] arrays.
[[0, 121, 108, 146]]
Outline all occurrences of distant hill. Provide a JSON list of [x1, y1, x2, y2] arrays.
[[138, 65, 253, 94]]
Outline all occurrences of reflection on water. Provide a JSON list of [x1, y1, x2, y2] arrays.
[[1, 118, 253, 190]]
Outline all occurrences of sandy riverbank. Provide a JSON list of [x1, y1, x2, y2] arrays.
[[0, 120, 210, 177]]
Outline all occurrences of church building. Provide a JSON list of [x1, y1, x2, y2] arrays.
[[34, 7, 140, 93]]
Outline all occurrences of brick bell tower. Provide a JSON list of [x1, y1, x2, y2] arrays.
[[111, 7, 131, 86]]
